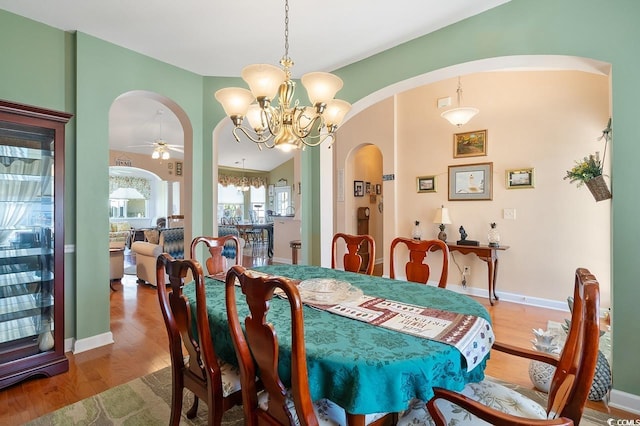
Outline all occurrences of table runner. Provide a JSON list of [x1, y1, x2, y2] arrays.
[[219, 269, 494, 371]]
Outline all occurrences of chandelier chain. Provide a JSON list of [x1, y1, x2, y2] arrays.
[[283, 0, 290, 64]]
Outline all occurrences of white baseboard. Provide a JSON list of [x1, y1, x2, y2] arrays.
[[72, 332, 114, 354], [272, 257, 293, 264], [610, 389, 640, 415]]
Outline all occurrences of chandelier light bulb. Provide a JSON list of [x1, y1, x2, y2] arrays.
[[152, 149, 160, 159]]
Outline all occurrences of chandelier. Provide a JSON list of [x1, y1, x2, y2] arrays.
[[152, 143, 170, 160], [441, 77, 479, 127], [215, 0, 351, 151]]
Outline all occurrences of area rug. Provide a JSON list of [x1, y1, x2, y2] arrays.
[[26, 367, 616, 425]]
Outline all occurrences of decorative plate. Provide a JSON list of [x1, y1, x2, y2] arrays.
[[297, 278, 363, 305]]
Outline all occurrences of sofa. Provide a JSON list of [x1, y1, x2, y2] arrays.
[[109, 221, 131, 245], [131, 227, 184, 286]]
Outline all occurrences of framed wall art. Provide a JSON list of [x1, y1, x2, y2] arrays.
[[506, 168, 535, 189], [416, 175, 436, 193], [354, 180, 364, 197], [365, 182, 371, 194], [453, 129, 487, 158], [375, 184, 381, 195], [448, 162, 493, 200]]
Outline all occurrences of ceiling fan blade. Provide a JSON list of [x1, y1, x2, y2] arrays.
[[167, 146, 184, 153]]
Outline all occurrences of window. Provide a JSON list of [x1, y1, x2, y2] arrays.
[[218, 184, 245, 223], [274, 186, 291, 216], [250, 186, 266, 222]]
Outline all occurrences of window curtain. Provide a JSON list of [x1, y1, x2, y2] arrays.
[[0, 156, 52, 244], [218, 174, 266, 189], [109, 176, 151, 199]]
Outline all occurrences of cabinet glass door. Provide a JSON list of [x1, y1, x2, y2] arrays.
[[0, 120, 56, 362]]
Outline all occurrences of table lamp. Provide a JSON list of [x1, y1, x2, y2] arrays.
[[432, 205, 452, 242]]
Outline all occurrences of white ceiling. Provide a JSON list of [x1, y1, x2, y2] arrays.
[[0, 0, 511, 171]]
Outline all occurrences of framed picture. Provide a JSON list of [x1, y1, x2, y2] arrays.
[[506, 168, 535, 189], [448, 162, 493, 201], [416, 175, 436, 193], [454, 129, 487, 158], [175, 161, 183, 176], [268, 184, 274, 196], [370, 194, 377, 204], [375, 184, 381, 195], [365, 182, 371, 194], [354, 180, 364, 197]]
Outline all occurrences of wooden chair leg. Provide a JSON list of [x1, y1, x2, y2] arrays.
[[186, 395, 199, 419]]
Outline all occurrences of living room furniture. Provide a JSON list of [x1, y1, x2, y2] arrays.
[[156, 254, 242, 425], [0, 100, 72, 389], [400, 268, 600, 426], [131, 227, 184, 286], [109, 242, 125, 290], [445, 243, 509, 305], [390, 237, 449, 287]]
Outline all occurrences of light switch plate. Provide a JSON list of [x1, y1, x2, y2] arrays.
[[437, 97, 451, 108], [503, 208, 516, 220]]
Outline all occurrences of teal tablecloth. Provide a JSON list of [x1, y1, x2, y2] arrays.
[[184, 265, 491, 415]]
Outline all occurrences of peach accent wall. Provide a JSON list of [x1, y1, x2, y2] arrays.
[[335, 71, 611, 308]]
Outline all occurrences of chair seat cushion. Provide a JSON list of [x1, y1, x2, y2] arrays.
[[219, 359, 242, 397], [258, 390, 388, 426], [398, 378, 548, 426]]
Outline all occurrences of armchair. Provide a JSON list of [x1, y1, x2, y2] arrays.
[[131, 227, 184, 286]]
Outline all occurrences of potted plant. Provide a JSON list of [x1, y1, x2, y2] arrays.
[[563, 120, 612, 201]]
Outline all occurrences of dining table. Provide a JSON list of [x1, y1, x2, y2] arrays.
[[183, 264, 493, 422]]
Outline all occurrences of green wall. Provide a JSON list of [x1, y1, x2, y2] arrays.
[[1, 0, 639, 399]]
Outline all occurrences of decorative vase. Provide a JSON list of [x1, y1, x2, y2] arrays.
[[528, 328, 560, 392], [585, 175, 612, 202], [411, 221, 422, 240], [38, 320, 55, 352], [487, 222, 500, 247]]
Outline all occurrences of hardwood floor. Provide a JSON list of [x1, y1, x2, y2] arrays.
[[0, 249, 632, 423]]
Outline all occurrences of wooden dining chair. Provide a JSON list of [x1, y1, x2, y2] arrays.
[[224, 265, 392, 426], [331, 233, 376, 275], [398, 268, 600, 426], [156, 254, 242, 426], [190, 235, 241, 275], [389, 237, 449, 287]]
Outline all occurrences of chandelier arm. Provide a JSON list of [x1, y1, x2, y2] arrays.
[[295, 132, 335, 148], [232, 126, 276, 148]]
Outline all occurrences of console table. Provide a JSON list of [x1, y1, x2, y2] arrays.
[[446, 243, 510, 305]]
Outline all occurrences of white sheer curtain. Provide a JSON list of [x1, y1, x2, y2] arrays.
[[0, 156, 52, 244]]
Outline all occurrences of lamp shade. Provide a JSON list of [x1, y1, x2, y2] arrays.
[[323, 99, 351, 127], [215, 87, 255, 117], [109, 187, 145, 200], [241, 64, 285, 100], [441, 107, 479, 127], [433, 206, 452, 224], [301, 72, 343, 105]]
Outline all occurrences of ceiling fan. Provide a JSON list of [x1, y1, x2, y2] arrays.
[[127, 109, 183, 159]]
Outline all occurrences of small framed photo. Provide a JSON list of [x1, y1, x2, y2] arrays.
[[506, 168, 535, 189], [354, 180, 364, 197], [448, 162, 493, 201], [416, 176, 436, 193], [370, 194, 377, 204], [175, 161, 183, 176], [375, 184, 381, 195], [365, 182, 371, 194], [454, 129, 487, 158]]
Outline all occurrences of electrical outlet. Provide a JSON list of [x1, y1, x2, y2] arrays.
[[463, 265, 471, 275], [503, 208, 516, 220]]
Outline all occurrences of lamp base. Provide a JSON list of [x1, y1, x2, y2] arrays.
[[437, 231, 447, 242], [457, 239, 480, 246]]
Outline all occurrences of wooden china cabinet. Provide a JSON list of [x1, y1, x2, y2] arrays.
[[0, 100, 72, 389]]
